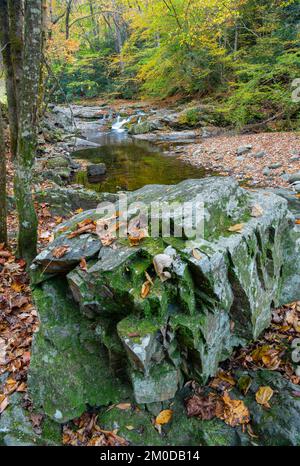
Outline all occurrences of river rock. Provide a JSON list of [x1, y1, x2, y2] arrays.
[[288, 172, 300, 184], [28, 277, 130, 423], [0, 393, 61, 446], [87, 163, 107, 177], [128, 121, 158, 135], [237, 370, 300, 446], [236, 145, 252, 155], [28, 177, 300, 420], [45, 156, 70, 170], [68, 137, 100, 149], [268, 162, 282, 169], [34, 186, 116, 216], [133, 130, 200, 142], [253, 150, 266, 159]]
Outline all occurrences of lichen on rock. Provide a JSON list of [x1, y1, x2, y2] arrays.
[[28, 177, 300, 422]]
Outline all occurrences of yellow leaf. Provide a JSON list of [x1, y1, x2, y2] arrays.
[[0, 396, 9, 414], [125, 425, 135, 431], [216, 392, 250, 427], [255, 386, 274, 408], [228, 223, 245, 233], [155, 409, 173, 425]]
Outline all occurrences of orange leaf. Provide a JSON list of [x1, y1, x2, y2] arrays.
[[52, 245, 70, 259], [141, 281, 151, 299], [155, 409, 173, 425], [0, 396, 9, 414]]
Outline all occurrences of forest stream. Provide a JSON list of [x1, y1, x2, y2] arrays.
[[71, 122, 211, 193]]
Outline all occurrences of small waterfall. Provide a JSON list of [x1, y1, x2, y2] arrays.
[[112, 115, 131, 132]]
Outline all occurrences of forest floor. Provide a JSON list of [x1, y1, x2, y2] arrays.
[[182, 131, 300, 188], [1, 109, 300, 445]]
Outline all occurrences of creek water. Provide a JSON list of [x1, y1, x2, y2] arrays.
[[72, 126, 210, 194]]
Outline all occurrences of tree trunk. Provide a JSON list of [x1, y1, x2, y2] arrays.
[[8, 0, 24, 112], [0, 0, 19, 160], [0, 107, 7, 245], [14, 0, 43, 263], [65, 0, 72, 40]]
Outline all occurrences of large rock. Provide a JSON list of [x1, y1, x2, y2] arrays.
[[0, 393, 61, 446], [28, 277, 130, 423], [29, 177, 300, 421], [236, 370, 300, 446], [35, 187, 117, 216], [87, 163, 107, 177]]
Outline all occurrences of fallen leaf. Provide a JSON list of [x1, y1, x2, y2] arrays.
[[125, 425, 135, 431], [80, 258, 88, 272], [68, 222, 96, 239], [115, 403, 131, 410], [216, 392, 250, 427], [192, 248, 202, 260], [228, 223, 245, 233], [0, 250, 11, 258], [30, 413, 44, 428], [251, 204, 264, 218], [185, 393, 217, 420], [12, 296, 29, 309], [295, 219, 300, 225], [155, 409, 173, 425], [11, 282, 24, 293], [255, 386, 274, 408], [141, 281, 151, 299], [128, 227, 147, 246], [52, 245, 70, 259], [16, 382, 27, 392], [238, 375, 252, 395], [0, 396, 9, 414], [251, 345, 281, 370], [145, 271, 154, 285]]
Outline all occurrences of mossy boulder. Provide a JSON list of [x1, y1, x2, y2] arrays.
[[237, 370, 300, 446], [0, 393, 61, 446], [29, 177, 300, 422]]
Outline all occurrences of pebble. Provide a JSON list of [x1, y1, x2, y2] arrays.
[[253, 150, 266, 159], [263, 167, 271, 176], [237, 145, 252, 155], [269, 163, 283, 169]]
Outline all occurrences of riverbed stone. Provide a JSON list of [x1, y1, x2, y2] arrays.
[[29, 177, 300, 420], [237, 145, 252, 155], [236, 370, 300, 446], [35, 186, 117, 216], [288, 171, 300, 183], [0, 393, 61, 446], [87, 163, 107, 177], [28, 277, 130, 423]]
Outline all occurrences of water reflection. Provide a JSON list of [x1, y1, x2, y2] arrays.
[[72, 132, 210, 193]]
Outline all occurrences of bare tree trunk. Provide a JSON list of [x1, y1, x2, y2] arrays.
[[65, 0, 72, 40], [14, 0, 43, 263], [8, 0, 24, 110], [0, 106, 7, 245], [0, 0, 19, 160]]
